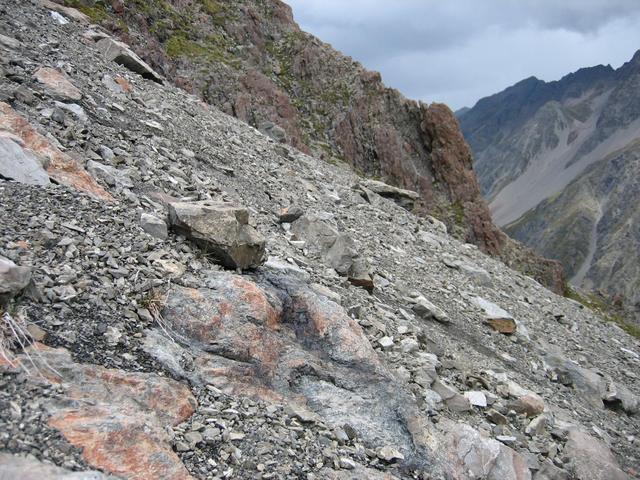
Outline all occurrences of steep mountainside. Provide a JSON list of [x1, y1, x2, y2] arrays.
[[459, 51, 640, 316], [54, 0, 565, 292], [1, 2, 640, 479]]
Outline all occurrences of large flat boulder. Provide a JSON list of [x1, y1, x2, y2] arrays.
[[95, 37, 163, 83], [359, 179, 419, 210], [168, 200, 266, 270], [0, 134, 49, 185]]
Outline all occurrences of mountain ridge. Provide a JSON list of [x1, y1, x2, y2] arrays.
[[460, 49, 640, 320]]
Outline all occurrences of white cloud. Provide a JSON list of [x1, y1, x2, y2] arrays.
[[283, 1, 640, 109]]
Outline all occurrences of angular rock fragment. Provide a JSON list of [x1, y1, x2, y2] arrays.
[[0, 256, 32, 307], [0, 33, 21, 51], [440, 421, 531, 480], [0, 134, 49, 185], [473, 296, 517, 334], [407, 293, 449, 324], [603, 382, 639, 415], [359, 179, 419, 210], [508, 392, 545, 417], [168, 200, 266, 270], [34, 67, 82, 102], [96, 37, 163, 83], [431, 379, 471, 412], [542, 352, 607, 408], [40, 0, 90, 23], [277, 205, 304, 223]]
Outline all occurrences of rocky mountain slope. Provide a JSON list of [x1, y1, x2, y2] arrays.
[[49, 0, 566, 293], [459, 51, 640, 317], [1, 1, 640, 479]]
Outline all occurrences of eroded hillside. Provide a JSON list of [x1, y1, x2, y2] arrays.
[[0, 1, 639, 480]]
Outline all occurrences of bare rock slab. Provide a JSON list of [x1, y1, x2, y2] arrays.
[[168, 200, 266, 270], [0, 453, 116, 479], [16, 345, 196, 480]]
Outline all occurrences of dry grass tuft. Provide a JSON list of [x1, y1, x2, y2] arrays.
[[1, 308, 60, 378]]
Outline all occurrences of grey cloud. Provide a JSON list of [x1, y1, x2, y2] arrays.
[[284, 1, 640, 108]]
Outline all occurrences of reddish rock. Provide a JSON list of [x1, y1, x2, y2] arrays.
[[33, 67, 83, 102], [115, 76, 133, 92], [0, 103, 113, 201], [143, 273, 441, 469], [440, 420, 531, 480], [564, 430, 630, 480], [18, 345, 196, 480], [508, 393, 545, 417]]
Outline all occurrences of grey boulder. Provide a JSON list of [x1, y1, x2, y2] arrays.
[[95, 37, 163, 83], [0, 135, 49, 186], [140, 213, 168, 240], [168, 200, 266, 270], [0, 256, 32, 307]]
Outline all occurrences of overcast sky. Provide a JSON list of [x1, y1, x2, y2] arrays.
[[283, 1, 640, 110]]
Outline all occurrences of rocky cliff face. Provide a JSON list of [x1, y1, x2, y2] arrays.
[[3, 1, 639, 479], [51, 0, 565, 292], [460, 51, 640, 317]]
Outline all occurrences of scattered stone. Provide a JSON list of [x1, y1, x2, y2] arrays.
[[603, 382, 639, 414], [378, 336, 394, 349], [278, 205, 304, 223], [473, 296, 517, 334], [508, 393, 545, 417], [0, 33, 21, 50], [407, 293, 449, 324], [167, 200, 266, 270], [33, 67, 82, 102], [432, 379, 471, 412], [140, 213, 168, 240]]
